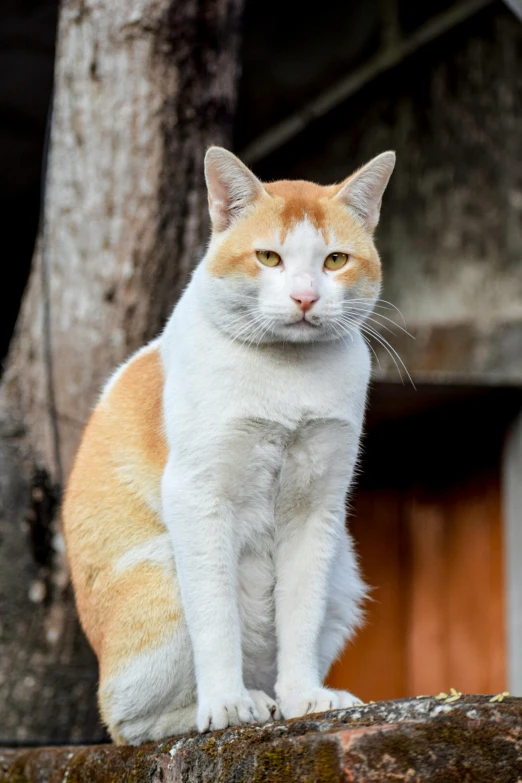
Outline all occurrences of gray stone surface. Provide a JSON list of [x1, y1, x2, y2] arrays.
[[1, 696, 521, 782]]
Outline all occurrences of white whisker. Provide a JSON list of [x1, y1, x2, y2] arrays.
[[344, 307, 415, 339], [343, 297, 408, 327], [229, 311, 268, 344], [335, 314, 414, 387], [358, 324, 415, 388]]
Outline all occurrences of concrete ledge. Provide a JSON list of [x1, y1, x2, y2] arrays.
[[1, 696, 521, 782]]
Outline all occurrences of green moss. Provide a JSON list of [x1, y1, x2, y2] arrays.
[[0, 757, 28, 783], [2, 698, 521, 783], [249, 737, 340, 783], [344, 716, 522, 783]]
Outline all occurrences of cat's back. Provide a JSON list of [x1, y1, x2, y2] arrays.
[[63, 339, 169, 653]]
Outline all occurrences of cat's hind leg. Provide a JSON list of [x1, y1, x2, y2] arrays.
[[96, 560, 198, 744], [111, 702, 198, 745], [100, 623, 198, 744]]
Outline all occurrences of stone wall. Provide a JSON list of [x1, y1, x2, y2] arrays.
[[1, 696, 521, 782], [239, 2, 522, 385]]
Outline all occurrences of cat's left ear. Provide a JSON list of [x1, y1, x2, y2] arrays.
[[334, 151, 396, 233], [205, 147, 265, 232]]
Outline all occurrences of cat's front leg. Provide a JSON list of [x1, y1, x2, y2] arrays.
[[162, 459, 258, 732], [274, 509, 363, 719]]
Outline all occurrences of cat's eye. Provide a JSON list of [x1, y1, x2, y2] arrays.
[[324, 252, 349, 271], [256, 250, 282, 267]]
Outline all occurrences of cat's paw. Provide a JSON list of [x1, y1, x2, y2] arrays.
[[248, 689, 281, 722], [279, 687, 362, 720], [330, 689, 364, 710], [197, 691, 259, 732]]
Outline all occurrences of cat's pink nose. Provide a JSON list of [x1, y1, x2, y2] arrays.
[[291, 293, 319, 313]]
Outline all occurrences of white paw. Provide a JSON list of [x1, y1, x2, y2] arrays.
[[247, 689, 281, 723], [279, 687, 362, 720], [197, 691, 259, 732], [330, 688, 364, 710]]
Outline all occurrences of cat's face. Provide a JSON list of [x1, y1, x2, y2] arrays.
[[199, 148, 395, 345]]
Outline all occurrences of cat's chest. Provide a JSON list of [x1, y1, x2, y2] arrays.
[[174, 333, 368, 430], [212, 414, 355, 545]]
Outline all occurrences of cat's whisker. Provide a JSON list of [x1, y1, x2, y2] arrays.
[[363, 334, 383, 371], [345, 311, 401, 338], [246, 317, 267, 344], [329, 320, 350, 343], [226, 311, 261, 339], [247, 317, 273, 346], [357, 326, 405, 384], [345, 298, 394, 311], [344, 299, 396, 315], [258, 321, 275, 345], [344, 307, 415, 339], [335, 314, 412, 387], [335, 315, 361, 341], [340, 316, 382, 371], [337, 324, 354, 343], [231, 322, 263, 344], [219, 307, 257, 324], [334, 309, 399, 340], [229, 293, 261, 302], [230, 312, 270, 344], [345, 297, 408, 327], [220, 313, 252, 330], [372, 298, 408, 326], [357, 323, 415, 388]]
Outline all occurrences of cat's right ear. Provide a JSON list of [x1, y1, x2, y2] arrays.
[[205, 147, 265, 232]]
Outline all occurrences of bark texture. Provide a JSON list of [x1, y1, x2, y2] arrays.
[[0, 0, 243, 743]]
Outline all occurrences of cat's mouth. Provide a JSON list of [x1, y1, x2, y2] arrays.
[[286, 317, 319, 329]]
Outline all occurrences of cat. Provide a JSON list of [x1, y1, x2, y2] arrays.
[[62, 146, 395, 745]]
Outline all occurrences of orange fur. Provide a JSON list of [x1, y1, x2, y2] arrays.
[[207, 178, 381, 285], [264, 180, 332, 239], [207, 193, 278, 278], [63, 345, 175, 685]]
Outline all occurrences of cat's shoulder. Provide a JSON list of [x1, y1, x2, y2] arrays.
[[100, 338, 164, 404]]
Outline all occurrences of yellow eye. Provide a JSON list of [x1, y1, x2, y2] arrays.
[[324, 252, 349, 270], [256, 250, 282, 267]]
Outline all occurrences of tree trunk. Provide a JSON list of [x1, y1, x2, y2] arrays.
[[0, 0, 243, 744]]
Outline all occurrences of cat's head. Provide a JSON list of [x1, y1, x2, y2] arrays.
[[197, 147, 395, 344]]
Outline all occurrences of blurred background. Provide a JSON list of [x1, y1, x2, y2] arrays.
[[0, 0, 521, 744]]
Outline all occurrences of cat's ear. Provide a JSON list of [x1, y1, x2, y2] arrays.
[[204, 147, 265, 232], [334, 151, 396, 233]]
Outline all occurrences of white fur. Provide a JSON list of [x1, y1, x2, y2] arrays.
[[155, 280, 370, 737], [114, 533, 172, 573], [104, 150, 394, 743]]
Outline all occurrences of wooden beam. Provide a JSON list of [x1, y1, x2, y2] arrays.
[[503, 0, 522, 22], [241, 0, 495, 166]]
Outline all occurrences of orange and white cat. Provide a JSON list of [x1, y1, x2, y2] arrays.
[[63, 147, 395, 745]]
